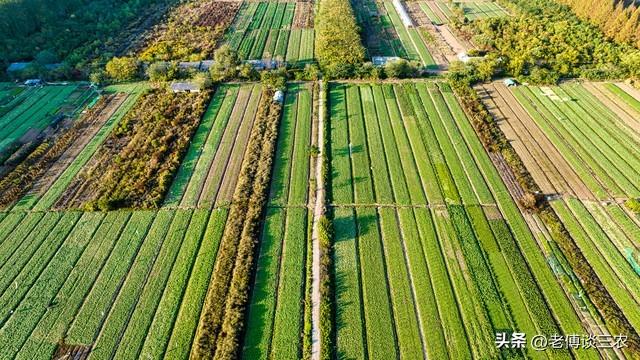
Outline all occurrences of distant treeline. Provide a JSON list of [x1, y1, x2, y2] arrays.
[[557, 0, 640, 49], [0, 0, 175, 71], [464, 0, 640, 83]]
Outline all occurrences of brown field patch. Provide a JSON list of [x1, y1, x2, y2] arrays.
[[292, 2, 314, 29]]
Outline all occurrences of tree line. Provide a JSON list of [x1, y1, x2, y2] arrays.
[[0, 0, 177, 76], [456, 0, 640, 84], [556, 0, 640, 49], [315, 0, 366, 78]]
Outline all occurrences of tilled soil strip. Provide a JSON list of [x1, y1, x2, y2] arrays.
[[493, 83, 594, 199], [478, 85, 558, 195], [214, 87, 263, 206], [190, 85, 252, 208], [583, 82, 640, 136], [26, 94, 128, 204]]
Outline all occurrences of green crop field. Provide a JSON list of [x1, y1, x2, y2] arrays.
[[3, 0, 640, 355], [0, 85, 98, 154], [434, 1, 509, 22], [329, 82, 598, 359], [511, 84, 640, 199], [481, 82, 640, 338], [3, 84, 147, 212], [164, 83, 263, 209], [243, 82, 314, 359], [352, 0, 437, 68], [226, 2, 315, 64], [0, 207, 228, 360]]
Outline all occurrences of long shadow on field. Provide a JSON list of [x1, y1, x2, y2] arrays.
[[333, 209, 377, 360]]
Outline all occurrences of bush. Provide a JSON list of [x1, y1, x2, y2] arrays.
[[625, 198, 640, 213], [146, 62, 179, 82], [105, 56, 139, 82], [261, 68, 288, 91], [209, 45, 240, 82], [315, 0, 366, 76], [384, 59, 420, 79]]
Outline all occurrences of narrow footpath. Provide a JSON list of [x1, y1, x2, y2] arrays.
[[311, 80, 326, 360]]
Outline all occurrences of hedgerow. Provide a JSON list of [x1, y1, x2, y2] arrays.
[[193, 83, 283, 359], [315, 0, 366, 78], [449, 79, 640, 355]]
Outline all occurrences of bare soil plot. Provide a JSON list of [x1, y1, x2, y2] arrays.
[[292, 1, 314, 28]]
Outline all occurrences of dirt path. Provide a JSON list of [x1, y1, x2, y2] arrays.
[[434, 24, 466, 62], [616, 82, 640, 102], [310, 80, 325, 360]]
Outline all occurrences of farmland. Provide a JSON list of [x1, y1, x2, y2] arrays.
[[164, 83, 264, 209], [0, 84, 144, 211], [429, 1, 509, 22], [243, 82, 315, 359], [0, 207, 228, 360], [353, 0, 437, 68], [0, 81, 288, 360], [226, 2, 315, 64], [0, 85, 97, 156], [138, 0, 240, 62], [328, 81, 599, 359], [2, 0, 640, 355], [478, 81, 640, 341]]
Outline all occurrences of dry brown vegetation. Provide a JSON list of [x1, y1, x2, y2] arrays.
[[56, 89, 210, 210], [139, 0, 240, 61], [293, 2, 314, 29]]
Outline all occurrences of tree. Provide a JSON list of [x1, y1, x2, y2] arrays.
[[35, 50, 58, 65], [315, 0, 366, 76], [209, 45, 239, 82], [146, 62, 179, 82], [105, 56, 139, 82], [260, 68, 288, 91], [192, 72, 213, 90], [384, 59, 419, 79]]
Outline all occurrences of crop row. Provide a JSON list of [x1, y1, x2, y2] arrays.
[[242, 83, 313, 359], [0, 94, 121, 209], [0, 86, 83, 153], [192, 87, 283, 359], [178, 85, 245, 207], [49, 88, 210, 210], [513, 85, 640, 198], [0, 207, 230, 360], [27, 86, 145, 211], [383, 2, 436, 67], [329, 82, 592, 358], [229, 2, 305, 62], [448, 80, 613, 358]]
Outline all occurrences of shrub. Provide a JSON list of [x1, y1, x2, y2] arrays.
[[209, 45, 240, 82], [105, 56, 139, 82], [384, 59, 420, 79], [146, 62, 179, 82], [625, 198, 640, 213], [315, 0, 366, 76]]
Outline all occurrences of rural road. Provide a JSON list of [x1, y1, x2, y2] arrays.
[[311, 80, 325, 360]]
